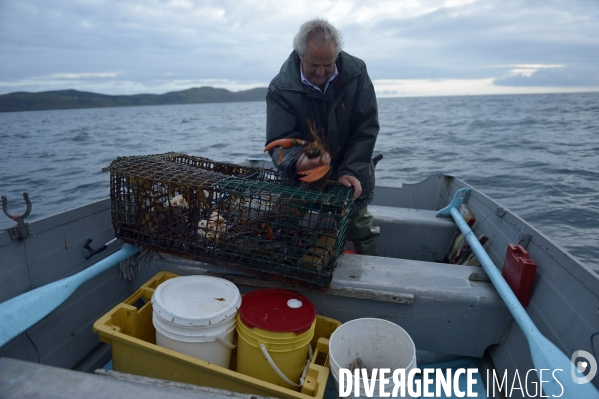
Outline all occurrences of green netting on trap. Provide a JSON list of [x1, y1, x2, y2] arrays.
[[102, 153, 352, 288]]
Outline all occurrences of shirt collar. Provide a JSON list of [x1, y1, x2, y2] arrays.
[[300, 64, 338, 94]]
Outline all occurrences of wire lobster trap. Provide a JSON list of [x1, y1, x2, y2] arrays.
[[102, 153, 353, 288]]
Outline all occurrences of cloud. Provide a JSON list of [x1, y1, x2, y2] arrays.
[[372, 77, 595, 98], [352, 0, 599, 80], [494, 66, 599, 87], [0, 0, 598, 96], [49, 72, 121, 79], [503, 64, 564, 78]]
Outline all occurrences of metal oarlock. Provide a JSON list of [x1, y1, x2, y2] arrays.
[[1, 193, 32, 241]]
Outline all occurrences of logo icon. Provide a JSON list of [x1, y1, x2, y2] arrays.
[[571, 350, 598, 384]]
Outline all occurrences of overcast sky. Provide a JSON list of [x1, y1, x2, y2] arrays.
[[1, 0, 598, 97]]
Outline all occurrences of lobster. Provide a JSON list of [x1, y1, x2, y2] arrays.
[[264, 120, 330, 183]]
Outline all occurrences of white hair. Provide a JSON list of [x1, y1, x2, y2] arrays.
[[293, 18, 343, 57]]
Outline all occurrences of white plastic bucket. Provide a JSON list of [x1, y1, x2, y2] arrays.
[[151, 275, 241, 369], [329, 318, 417, 398]]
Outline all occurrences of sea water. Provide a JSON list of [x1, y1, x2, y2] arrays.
[[1, 92, 597, 267]]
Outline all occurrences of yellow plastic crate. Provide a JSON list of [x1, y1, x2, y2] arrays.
[[93, 271, 340, 399]]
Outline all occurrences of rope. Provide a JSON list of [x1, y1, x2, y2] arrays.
[[461, 210, 495, 241], [463, 209, 525, 243], [591, 332, 599, 360], [25, 330, 40, 363], [497, 217, 526, 242]]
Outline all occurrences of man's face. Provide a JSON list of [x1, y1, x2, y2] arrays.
[[300, 39, 336, 89]]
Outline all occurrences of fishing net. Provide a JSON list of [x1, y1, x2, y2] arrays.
[[102, 153, 352, 288]]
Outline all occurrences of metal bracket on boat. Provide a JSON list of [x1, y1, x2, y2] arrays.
[[468, 272, 491, 282], [495, 206, 507, 218], [495, 207, 532, 249], [436, 188, 470, 217], [1, 193, 32, 241], [83, 238, 117, 260], [518, 233, 532, 249]]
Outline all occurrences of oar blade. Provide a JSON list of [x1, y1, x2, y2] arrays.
[[0, 280, 78, 346], [0, 245, 140, 348], [529, 335, 599, 398]]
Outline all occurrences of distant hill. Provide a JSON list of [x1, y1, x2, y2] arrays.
[[0, 86, 268, 112]]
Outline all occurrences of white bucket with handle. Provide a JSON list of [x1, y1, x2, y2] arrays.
[[328, 318, 417, 398], [152, 275, 241, 369]]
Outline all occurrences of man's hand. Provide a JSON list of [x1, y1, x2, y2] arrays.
[[338, 175, 362, 200]]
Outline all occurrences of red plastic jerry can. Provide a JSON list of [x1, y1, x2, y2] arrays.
[[501, 244, 537, 307]]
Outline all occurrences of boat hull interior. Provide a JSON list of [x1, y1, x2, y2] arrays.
[[1, 173, 598, 398]]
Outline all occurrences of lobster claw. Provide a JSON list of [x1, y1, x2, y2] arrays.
[[264, 138, 308, 165], [297, 164, 330, 183], [264, 138, 306, 153]]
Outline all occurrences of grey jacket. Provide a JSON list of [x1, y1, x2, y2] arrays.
[[266, 50, 379, 211]]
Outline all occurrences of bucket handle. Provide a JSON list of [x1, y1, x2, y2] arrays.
[[259, 343, 313, 389], [216, 336, 237, 350]]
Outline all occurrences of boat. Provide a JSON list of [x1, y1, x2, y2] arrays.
[[1, 163, 598, 399]]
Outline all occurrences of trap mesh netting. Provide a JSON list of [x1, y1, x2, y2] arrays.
[[102, 153, 352, 288]]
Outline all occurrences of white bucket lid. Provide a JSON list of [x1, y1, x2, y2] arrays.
[[152, 276, 241, 327]]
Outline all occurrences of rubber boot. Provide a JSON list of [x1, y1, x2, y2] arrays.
[[347, 207, 380, 256]]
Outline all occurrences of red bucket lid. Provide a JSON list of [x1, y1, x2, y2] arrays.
[[239, 289, 316, 334]]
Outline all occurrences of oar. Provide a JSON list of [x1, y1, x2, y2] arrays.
[[437, 189, 599, 397], [0, 244, 140, 348]]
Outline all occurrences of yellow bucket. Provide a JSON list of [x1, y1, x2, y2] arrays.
[[236, 289, 316, 390]]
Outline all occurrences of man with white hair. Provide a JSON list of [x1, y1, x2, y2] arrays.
[[265, 18, 380, 255]]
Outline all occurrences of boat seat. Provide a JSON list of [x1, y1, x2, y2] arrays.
[[367, 205, 456, 261], [307, 253, 513, 358]]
